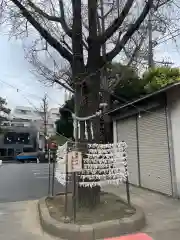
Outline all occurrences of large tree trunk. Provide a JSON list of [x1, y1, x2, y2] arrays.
[[78, 70, 102, 209], [72, 0, 102, 209], [102, 92, 113, 143]]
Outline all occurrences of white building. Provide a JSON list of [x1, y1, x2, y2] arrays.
[[1, 106, 60, 137], [110, 82, 180, 198]]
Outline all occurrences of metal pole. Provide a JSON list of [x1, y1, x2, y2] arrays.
[[100, 0, 111, 143], [126, 176, 131, 206], [136, 115, 141, 186], [100, 0, 106, 58], [51, 153, 55, 197], [124, 147, 130, 205], [148, 0, 154, 68], [64, 145, 68, 219], [43, 94, 48, 152], [72, 117, 78, 222], [48, 148, 51, 196]]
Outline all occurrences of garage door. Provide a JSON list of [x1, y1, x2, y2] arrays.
[[138, 108, 172, 195], [117, 116, 139, 185]]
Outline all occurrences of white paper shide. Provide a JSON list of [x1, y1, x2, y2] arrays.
[[55, 141, 128, 187], [55, 142, 68, 186]]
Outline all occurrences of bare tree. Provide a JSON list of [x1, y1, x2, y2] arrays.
[[0, 0, 173, 207], [19, 1, 177, 94]]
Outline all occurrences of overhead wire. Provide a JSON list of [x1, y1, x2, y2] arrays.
[[0, 79, 74, 142], [0, 78, 63, 108], [0, 67, 156, 125], [0, 54, 170, 143], [157, 31, 180, 45], [156, 28, 180, 43], [0, 78, 42, 100]]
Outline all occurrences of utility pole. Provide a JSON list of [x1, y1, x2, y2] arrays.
[[148, 0, 154, 68], [100, 0, 106, 59], [100, 0, 111, 143], [42, 94, 48, 151]]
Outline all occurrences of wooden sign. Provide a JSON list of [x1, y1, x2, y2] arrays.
[[67, 151, 82, 172]]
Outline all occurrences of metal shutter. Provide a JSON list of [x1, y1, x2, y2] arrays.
[[117, 116, 139, 185], [138, 108, 172, 195]]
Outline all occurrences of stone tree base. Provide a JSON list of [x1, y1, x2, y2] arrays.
[[38, 196, 146, 240]]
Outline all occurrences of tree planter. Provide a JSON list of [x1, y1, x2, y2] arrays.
[[38, 193, 146, 240]]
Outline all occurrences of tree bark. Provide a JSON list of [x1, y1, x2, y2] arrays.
[[78, 68, 102, 208], [76, 0, 102, 209]]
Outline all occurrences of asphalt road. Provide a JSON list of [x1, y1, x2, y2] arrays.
[[0, 163, 67, 203], [0, 164, 180, 239]]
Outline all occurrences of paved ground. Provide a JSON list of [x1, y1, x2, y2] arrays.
[[1, 163, 180, 239], [0, 163, 67, 239], [0, 163, 67, 202], [104, 185, 180, 240], [0, 200, 58, 240]]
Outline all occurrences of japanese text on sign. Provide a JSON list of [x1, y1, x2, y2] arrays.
[[68, 151, 82, 172]]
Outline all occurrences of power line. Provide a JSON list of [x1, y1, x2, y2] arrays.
[[0, 74, 150, 141], [0, 69, 156, 119], [157, 31, 180, 45], [0, 78, 63, 108], [157, 28, 180, 42], [0, 80, 74, 142], [0, 59, 170, 139], [0, 78, 42, 100]]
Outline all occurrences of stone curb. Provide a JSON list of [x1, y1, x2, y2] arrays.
[[38, 197, 146, 240]]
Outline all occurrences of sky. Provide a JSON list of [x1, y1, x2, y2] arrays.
[[0, 6, 180, 113], [0, 32, 66, 112], [154, 40, 180, 67]]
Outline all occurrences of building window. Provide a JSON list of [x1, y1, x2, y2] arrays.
[[0, 149, 7, 156], [23, 147, 34, 153], [8, 149, 14, 156], [20, 110, 27, 114], [4, 132, 31, 144], [2, 122, 10, 126]]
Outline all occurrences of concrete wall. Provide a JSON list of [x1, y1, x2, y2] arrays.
[[167, 86, 180, 197]]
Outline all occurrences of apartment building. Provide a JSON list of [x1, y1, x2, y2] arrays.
[[1, 106, 60, 137]]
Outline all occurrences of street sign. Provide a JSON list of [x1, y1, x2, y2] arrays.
[[67, 151, 82, 172]]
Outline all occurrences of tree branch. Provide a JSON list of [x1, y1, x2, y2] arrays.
[[58, 0, 72, 37], [11, 0, 73, 63], [106, 1, 150, 61], [154, 0, 172, 9], [99, 0, 134, 44], [53, 78, 74, 93], [27, 0, 72, 38], [30, 51, 74, 92], [61, 35, 72, 52], [127, 33, 147, 66], [98, 5, 114, 20]]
